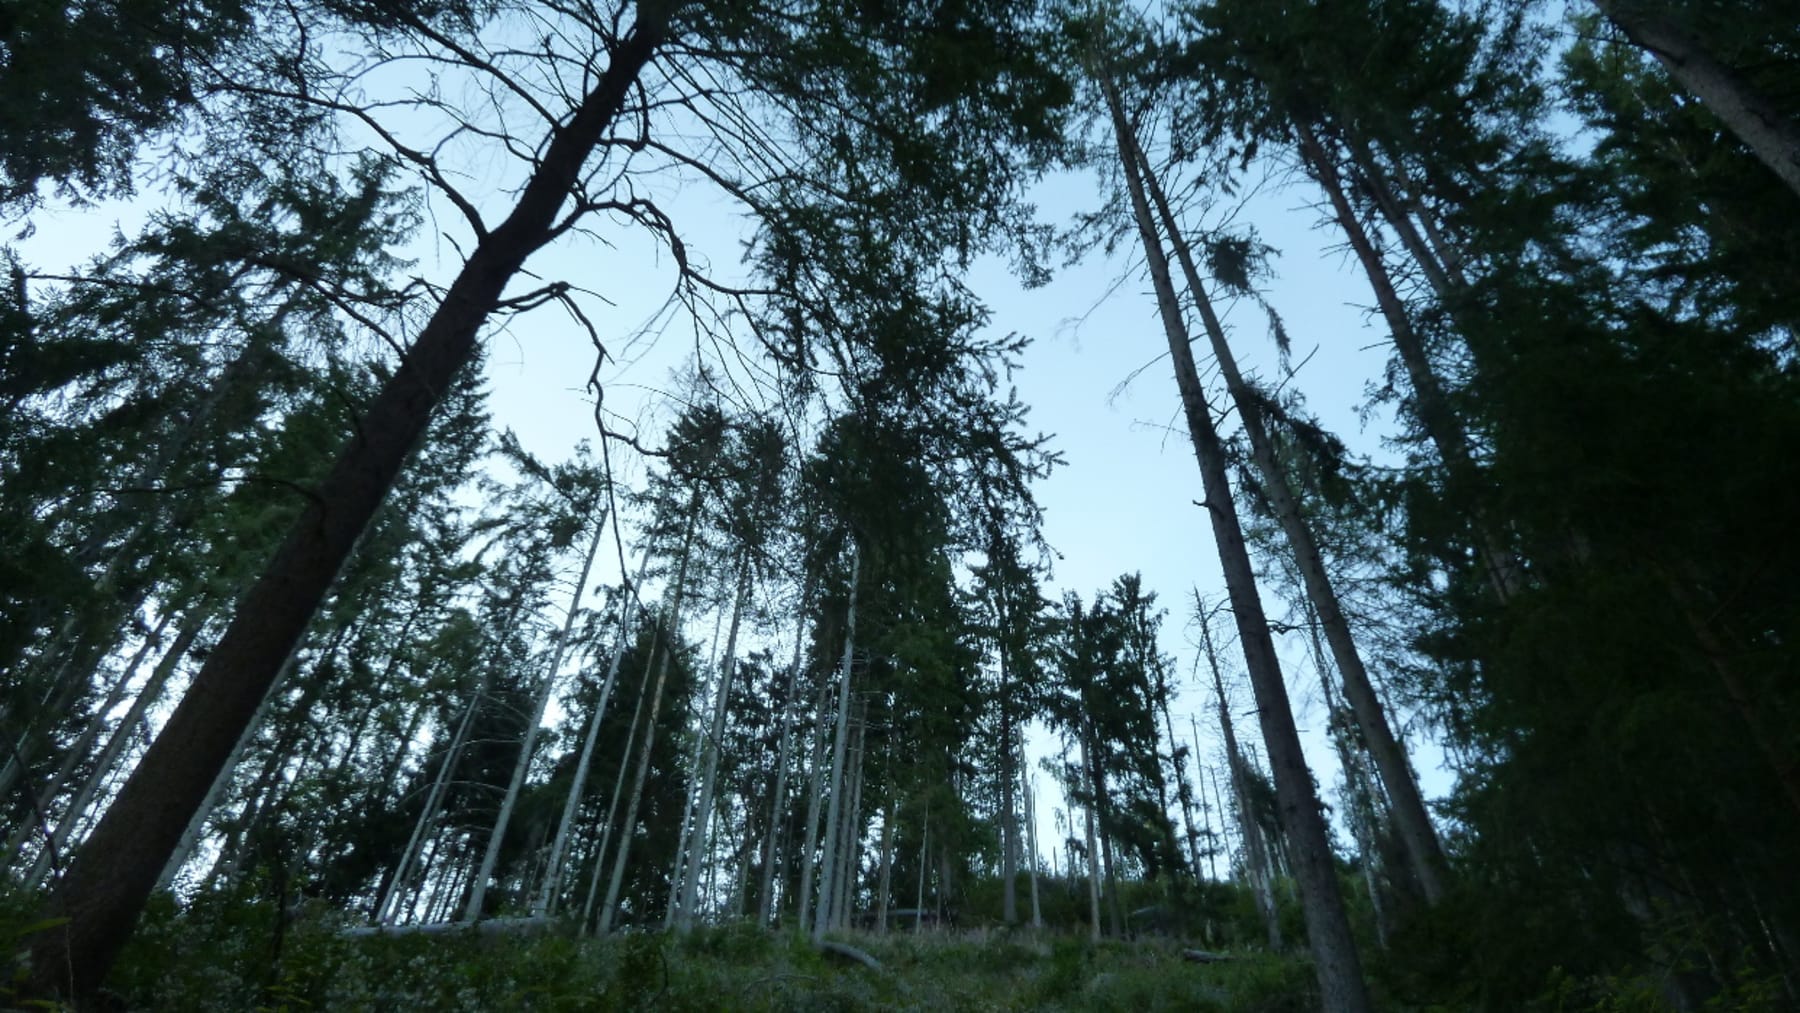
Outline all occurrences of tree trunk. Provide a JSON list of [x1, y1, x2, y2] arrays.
[[1201, 619, 1282, 951], [466, 507, 607, 922], [796, 674, 832, 934], [1132, 124, 1447, 906], [1103, 77, 1370, 1009], [675, 555, 751, 930], [599, 497, 698, 933], [757, 584, 813, 928], [536, 545, 648, 918], [16, 605, 206, 885], [580, 643, 653, 934], [1080, 736, 1103, 944], [1594, 0, 1800, 200], [811, 546, 861, 942], [1023, 768, 1043, 928], [29, 17, 668, 1001], [875, 797, 895, 933]]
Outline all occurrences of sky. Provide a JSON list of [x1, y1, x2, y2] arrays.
[[14, 11, 1450, 885]]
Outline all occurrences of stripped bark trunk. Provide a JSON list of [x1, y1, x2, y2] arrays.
[[1294, 121, 1521, 602], [756, 584, 813, 927], [580, 641, 653, 934], [811, 546, 860, 942], [536, 545, 649, 918], [1133, 126, 1446, 906], [1023, 768, 1043, 927], [1201, 619, 1282, 951], [1103, 77, 1370, 1009], [599, 497, 698, 933], [466, 508, 607, 921], [675, 555, 751, 929]]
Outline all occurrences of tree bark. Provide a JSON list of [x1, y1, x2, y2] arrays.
[[29, 15, 667, 1001], [536, 546, 648, 918], [1594, 0, 1800, 200], [466, 508, 607, 922], [812, 546, 861, 942], [1103, 77, 1370, 1009], [757, 584, 813, 928], [1133, 124, 1447, 906]]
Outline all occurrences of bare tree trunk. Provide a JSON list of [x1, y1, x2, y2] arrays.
[[1023, 769, 1043, 928], [999, 652, 1018, 924], [599, 501, 698, 933], [675, 556, 751, 930], [811, 547, 861, 942], [1293, 122, 1521, 602], [536, 546, 648, 918], [1189, 721, 1222, 883], [467, 509, 607, 921], [1594, 0, 1800, 199], [666, 599, 729, 928], [1080, 736, 1103, 944], [796, 675, 832, 935], [1132, 126, 1446, 906], [18, 607, 208, 885], [30, 17, 669, 1000], [1200, 620, 1282, 951], [580, 645, 653, 934], [914, 810, 929, 935], [1102, 77, 1370, 1010], [876, 797, 895, 933], [757, 586, 813, 928], [379, 672, 488, 924]]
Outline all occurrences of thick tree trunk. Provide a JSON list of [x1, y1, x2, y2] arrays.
[[812, 547, 861, 942], [1595, 0, 1800, 200], [1104, 78, 1370, 1009], [29, 17, 667, 1001]]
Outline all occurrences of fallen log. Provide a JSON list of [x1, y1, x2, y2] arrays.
[[817, 939, 882, 971], [1182, 948, 1233, 964], [341, 916, 551, 938]]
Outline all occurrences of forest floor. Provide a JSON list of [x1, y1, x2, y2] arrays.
[[41, 897, 1321, 1011]]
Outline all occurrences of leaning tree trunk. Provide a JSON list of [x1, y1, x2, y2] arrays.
[[1103, 76, 1371, 1010], [29, 16, 669, 1002], [598, 499, 699, 933], [465, 507, 607, 922], [1130, 132, 1447, 906], [535, 545, 650, 918], [1593, 0, 1800, 200], [811, 546, 861, 942], [1293, 121, 1522, 602], [675, 554, 752, 930], [1201, 618, 1282, 951], [756, 583, 813, 928]]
